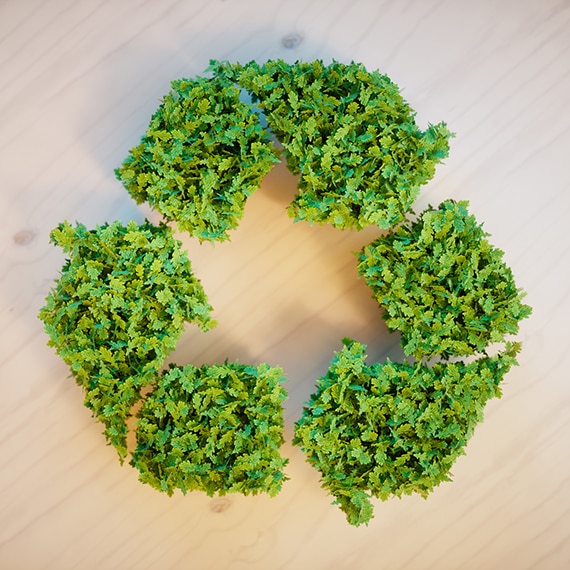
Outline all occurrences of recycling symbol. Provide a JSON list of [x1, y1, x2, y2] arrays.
[[39, 60, 531, 526]]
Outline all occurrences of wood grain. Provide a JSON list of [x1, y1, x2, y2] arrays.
[[1, 0, 569, 568]]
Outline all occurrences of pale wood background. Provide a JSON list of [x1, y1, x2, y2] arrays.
[[1, 0, 569, 568]]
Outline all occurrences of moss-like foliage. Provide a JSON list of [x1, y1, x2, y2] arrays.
[[293, 339, 520, 526], [115, 75, 281, 242], [38, 221, 215, 459], [357, 200, 532, 360], [39, 60, 531, 520], [131, 362, 288, 497], [212, 59, 452, 230]]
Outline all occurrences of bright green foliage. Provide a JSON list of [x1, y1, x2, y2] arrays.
[[131, 362, 288, 497], [357, 200, 532, 360], [38, 60, 532, 519], [38, 221, 216, 459], [115, 75, 281, 242], [293, 339, 520, 526], [211, 59, 452, 230]]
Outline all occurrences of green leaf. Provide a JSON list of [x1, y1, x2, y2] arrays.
[[356, 200, 532, 360], [115, 75, 280, 242], [38, 221, 216, 460], [131, 362, 289, 497], [293, 339, 521, 526], [219, 59, 453, 230]]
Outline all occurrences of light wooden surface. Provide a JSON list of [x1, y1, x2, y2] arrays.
[[1, 1, 569, 568]]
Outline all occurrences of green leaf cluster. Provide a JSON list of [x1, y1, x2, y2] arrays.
[[38, 221, 216, 459], [115, 75, 281, 242], [131, 362, 288, 497], [295, 200, 531, 525], [357, 200, 532, 359], [293, 339, 520, 526], [38, 60, 532, 519], [211, 59, 453, 230]]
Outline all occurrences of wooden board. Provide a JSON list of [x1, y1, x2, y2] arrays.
[[1, 1, 569, 568]]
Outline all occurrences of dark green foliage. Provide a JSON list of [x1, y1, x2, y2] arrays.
[[131, 362, 288, 497], [357, 200, 532, 360], [211, 59, 452, 230], [38, 221, 216, 459], [115, 75, 281, 242], [293, 339, 520, 526]]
